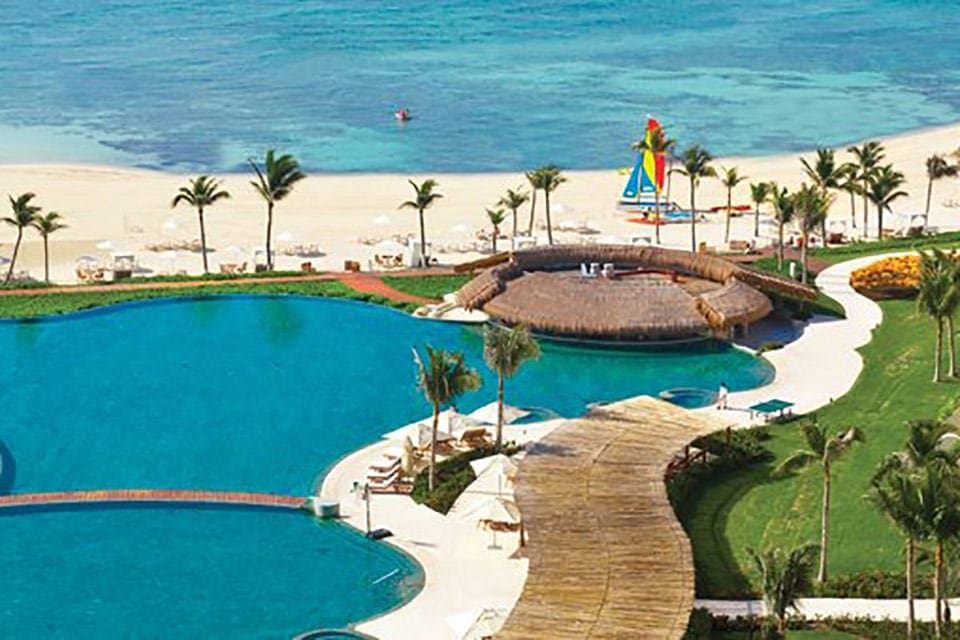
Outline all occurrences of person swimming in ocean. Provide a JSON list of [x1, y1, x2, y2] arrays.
[[395, 108, 411, 122]]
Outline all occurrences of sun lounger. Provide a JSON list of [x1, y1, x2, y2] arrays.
[[368, 467, 401, 483], [368, 482, 413, 495], [459, 427, 492, 449], [369, 457, 401, 474]]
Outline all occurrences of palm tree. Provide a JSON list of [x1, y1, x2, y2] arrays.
[[399, 179, 443, 268], [918, 250, 959, 381], [773, 420, 863, 583], [498, 187, 530, 250], [912, 467, 960, 637], [793, 183, 832, 285], [482, 324, 541, 451], [838, 162, 861, 230], [746, 543, 818, 635], [720, 166, 747, 244], [3, 193, 41, 283], [847, 141, 886, 234], [868, 468, 927, 639], [524, 169, 541, 236], [801, 148, 843, 242], [486, 207, 506, 253], [634, 126, 675, 244], [925, 155, 957, 224], [767, 184, 794, 270], [749, 182, 771, 238], [539, 166, 566, 245], [867, 165, 908, 240], [249, 150, 305, 271], [31, 211, 67, 283], [412, 346, 482, 492], [671, 145, 716, 252], [171, 176, 231, 274]]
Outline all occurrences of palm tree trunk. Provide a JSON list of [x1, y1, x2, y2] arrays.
[[265, 202, 274, 270], [935, 318, 943, 382], [907, 537, 915, 639], [527, 190, 537, 235], [862, 181, 869, 236], [877, 204, 884, 241], [419, 207, 427, 268], [511, 207, 518, 250], [800, 232, 808, 284], [198, 205, 209, 274], [927, 177, 934, 221], [724, 188, 732, 244], [491, 226, 498, 253], [949, 314, 957, 378], [428, 403, 440, 492], [545, 190, 553, 245], [654, 192, 661, 244], [849, 190, 856, 229], [936, 540, 944, 638], [496, 372, 504, 452], [43, 235, 50, 283], [690, 180, 697, 253], [777, 222, 784, 270], [5, 228, 23, 282], [754, 205, 760, 238], [818, 464, 830, 583]]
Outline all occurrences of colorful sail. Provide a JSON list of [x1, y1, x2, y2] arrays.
[[621, 118, 667, 202]]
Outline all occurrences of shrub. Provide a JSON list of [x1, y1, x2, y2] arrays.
[[411, 443, 522, 514]]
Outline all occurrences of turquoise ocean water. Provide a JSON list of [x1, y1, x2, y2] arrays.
[[0, 296, 772, 636], [1, 1, 958, 172]]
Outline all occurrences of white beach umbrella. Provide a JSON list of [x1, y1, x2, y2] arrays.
[[468, 401, 530, 425], [161, 219, 180, 235], [225, 244, 246, 257], [277, 231, 295, 243], [96, 240, 117, 251], [552, 203, 575, 215], [373, 239, 406, 255], [470, 454, 519, 481], [75, 255, 97, 265], [373, 215, 392, 227], [401, 436, 416, 476], [449, 223, 469, 234], [466, 496, 521, 549]]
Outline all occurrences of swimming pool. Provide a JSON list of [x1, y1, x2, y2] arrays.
[[0, 295, 773, 636]]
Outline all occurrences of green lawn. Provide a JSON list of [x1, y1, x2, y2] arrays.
[[811, 231, 960, 266], [0, 280, 418, 319], [680, 300, 960, 597], [381, 273, 471, 300], [713, 631, 859, 639]]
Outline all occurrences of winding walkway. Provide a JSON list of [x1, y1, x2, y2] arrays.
[[0, 489, 306, 510], [497, 396, 730, 639]]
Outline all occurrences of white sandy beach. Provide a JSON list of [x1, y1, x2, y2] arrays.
[[1, 122, 959, 283]]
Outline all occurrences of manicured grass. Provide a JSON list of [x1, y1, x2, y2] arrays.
[[748, 257, 845, 319], [381, 274, 471, 300], [680, 300, 960, 598], [713, 631, 858, 639], [0, 280, 418, 319], [812, 231, 960, 266]]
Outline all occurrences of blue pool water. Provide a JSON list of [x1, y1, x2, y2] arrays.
[[0, 2, 958, 172], [0, 296, 772, 636]]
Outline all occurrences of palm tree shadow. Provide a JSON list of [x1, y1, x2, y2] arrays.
[[690, 462, 780, 598], [0, 440, 17, 494], [523, 442, 576, 458]]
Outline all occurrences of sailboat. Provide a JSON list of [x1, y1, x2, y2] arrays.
[[619, 118, 673, 213]]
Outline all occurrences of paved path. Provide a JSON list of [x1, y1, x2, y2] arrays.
[[699, 597, 960, 623], [0, 269, 453, 305], [498, 396, 730, 639], [713, 253, 892, 425], [0, 489, 306, 510]]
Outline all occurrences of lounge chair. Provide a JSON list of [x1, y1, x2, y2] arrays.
[[459, 427, 492, 449], [369, 457, 401, 474]]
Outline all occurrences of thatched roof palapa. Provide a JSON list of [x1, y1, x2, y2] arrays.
[[455, 244, 815, 340]]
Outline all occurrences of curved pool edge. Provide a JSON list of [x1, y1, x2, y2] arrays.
[[703, 253, 893, 426]]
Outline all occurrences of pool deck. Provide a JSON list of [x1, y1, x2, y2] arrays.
[[711, 254, 887, 424], [320, 419, 565, 640], [497, 396, 729, 639], [0, 489, 306, 510]]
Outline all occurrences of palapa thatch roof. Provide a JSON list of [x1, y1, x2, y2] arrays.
[[455, 244, 815, 340]]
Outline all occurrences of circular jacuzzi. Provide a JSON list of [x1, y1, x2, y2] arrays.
[[659, 387, 717, 409]]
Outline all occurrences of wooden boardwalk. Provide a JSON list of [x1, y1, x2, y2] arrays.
[[498, 396, 729, 639], [0, 489, 306, 511]]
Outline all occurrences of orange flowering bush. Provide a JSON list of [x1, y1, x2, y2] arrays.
[[849, 252, 959, 298]]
